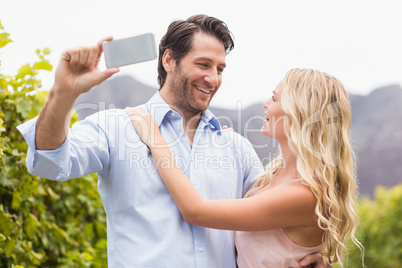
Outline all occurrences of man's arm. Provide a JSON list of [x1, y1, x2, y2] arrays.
[[35, 37, 119, 150]]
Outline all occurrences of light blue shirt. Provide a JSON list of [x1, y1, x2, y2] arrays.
[[18, 92, 264, 268]]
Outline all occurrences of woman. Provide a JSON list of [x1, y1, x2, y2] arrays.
[[127, 68, 363, 267]]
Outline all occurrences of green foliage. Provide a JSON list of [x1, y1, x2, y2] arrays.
[[0, 20, 107, 267], [338, 185, 402, 267]]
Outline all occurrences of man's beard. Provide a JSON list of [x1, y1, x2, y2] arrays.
[[169, 69, 209, 116]]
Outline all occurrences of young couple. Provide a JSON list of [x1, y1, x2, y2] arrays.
[[19, 14, 362, 267]]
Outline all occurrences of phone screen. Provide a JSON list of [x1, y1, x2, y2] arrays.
[[103, 33, 157, 68]]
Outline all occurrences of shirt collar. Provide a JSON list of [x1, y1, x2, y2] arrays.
[[144, 92, 173, 127], [145, 92, 222, 134], [200, 109, 222, 134]]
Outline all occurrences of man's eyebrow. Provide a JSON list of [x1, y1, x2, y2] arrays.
[[195, 57, 226, 67]]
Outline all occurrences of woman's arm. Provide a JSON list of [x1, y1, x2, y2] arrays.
[[126, 108, 317, 231]]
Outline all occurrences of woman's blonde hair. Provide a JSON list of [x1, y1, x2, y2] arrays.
[[247, 68, 363, 266]]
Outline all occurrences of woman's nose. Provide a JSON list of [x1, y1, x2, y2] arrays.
[[263, 99, 270, 109]]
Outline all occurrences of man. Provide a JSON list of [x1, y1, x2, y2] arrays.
[[18, 15, 328, 267]]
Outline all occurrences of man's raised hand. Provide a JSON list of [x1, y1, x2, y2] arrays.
[[34, 37, 120, 150], [53, 36, 120, 98]]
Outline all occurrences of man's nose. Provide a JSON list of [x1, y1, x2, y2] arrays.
[[204, 71, 219, 87]]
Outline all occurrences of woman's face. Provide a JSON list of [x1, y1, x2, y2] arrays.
[[261, 81, 287, 141]]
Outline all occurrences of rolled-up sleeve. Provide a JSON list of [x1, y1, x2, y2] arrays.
[[17, 115, 109, 181]]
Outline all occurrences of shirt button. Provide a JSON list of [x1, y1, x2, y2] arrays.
[[198, 247, 204, 252]]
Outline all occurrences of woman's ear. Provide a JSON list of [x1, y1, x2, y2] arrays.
[[162, 49, 175, 73]]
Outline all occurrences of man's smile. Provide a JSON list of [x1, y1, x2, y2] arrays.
[[195, 85, 212, 94]]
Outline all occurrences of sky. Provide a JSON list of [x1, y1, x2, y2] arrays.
[[1, 0, 401, 109]]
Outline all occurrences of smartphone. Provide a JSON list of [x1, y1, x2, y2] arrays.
[[103, 33, 157, 68]]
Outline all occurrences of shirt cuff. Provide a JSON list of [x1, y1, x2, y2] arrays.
[[17, 117, 70, 179]]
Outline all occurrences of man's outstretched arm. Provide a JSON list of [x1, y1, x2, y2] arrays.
[[35, 37, 119, 150]]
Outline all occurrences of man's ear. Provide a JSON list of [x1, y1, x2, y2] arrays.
[[162, 49, 175, 73]]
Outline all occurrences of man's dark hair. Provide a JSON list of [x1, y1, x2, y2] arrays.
[[157, 14, 234, 88]]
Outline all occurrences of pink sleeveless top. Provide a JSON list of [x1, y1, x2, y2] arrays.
[[235, 227, 323, 267], [235, 179, 323, 267]]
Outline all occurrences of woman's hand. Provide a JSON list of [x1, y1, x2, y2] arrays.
[[125, 107, 161, 148]]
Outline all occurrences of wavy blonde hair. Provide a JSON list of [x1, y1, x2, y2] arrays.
[[247, 69, 363, 266]]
